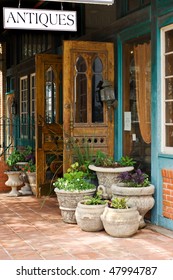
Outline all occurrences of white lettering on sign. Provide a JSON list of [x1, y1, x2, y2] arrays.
[[3, 8, 77, 31]]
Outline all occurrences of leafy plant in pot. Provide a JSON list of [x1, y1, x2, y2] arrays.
[[101, 197, 140, 238], [53, 162, 96, 224], [89, 151, 135, 199], [111, 169, 155, 228], [75, 191, 107, 232], [5, 148, 25, 196]]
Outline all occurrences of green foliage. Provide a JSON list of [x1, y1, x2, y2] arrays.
[[6, 148, 25, 169], [53, 162, 96, 191], [83, 191, 107, 205], [72, 139, 95, 179], [94, 151, 135, 168], [118, 156, 136, 167], [23, 160, 36, 172], [94, 150, 117, 167], [108, 197, 128, 209]]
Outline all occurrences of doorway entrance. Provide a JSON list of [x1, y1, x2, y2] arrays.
[[35, 41, 114, 196]]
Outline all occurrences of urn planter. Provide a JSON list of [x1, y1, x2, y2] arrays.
[[101, 205, 140, 238], [54, 188, 96, 224], [75, 200, 106, 231], [111, 183, 155, 228], [4, 171, 23, 196], [26, 172, 36, 195], [89, 165, 134, 199]]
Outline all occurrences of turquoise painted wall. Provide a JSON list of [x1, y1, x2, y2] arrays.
[[115, 0, 173, 230], [150, 0, 173, 230]]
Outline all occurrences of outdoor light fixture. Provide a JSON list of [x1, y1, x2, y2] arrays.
[[97, 80, 117, 121], [100, 80, 117, 108]]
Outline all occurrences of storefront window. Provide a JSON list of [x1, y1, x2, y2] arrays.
[[161, 25, 173, 153], [123, 36, 151, 173]]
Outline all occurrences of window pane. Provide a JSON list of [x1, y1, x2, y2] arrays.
[[75, 74, 87, 123], [165, 54, 173, 76], [45, 67, 56, 123], [166, 102, 173, 123], [92, 57, 103, 123], [165, 29, 173, 53], [166, 126, 173, 146], [75, 56, 87, 123], [166, 78, 173, 99]]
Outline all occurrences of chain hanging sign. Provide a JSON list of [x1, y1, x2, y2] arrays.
[[45, 0, 114, 4], [3, 8, 77, 31]]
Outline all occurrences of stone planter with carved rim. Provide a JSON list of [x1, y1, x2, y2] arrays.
[[75, 200, 106, 232], [54, 188, 96, 224], [111, 183, 155, 228], [88, 165, 134, 199], [4, 171, 23, 197], [101, 205, 140, 238]]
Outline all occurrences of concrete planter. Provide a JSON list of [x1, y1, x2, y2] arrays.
[[111, 183, 155, 228], [4, 171, 23, 196], [54, 188, 96, 224], [26, 172, 36, 195], [75, 200, 106, 232], [88, 165, 134, 199], [101, 205, 140, 238]]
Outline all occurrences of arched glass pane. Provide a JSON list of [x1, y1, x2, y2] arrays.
[[76, 56, 87, 72], [45, 67, 56, 123], [92, 56, 103, 73], [75, 56, 87, 123], [92, 57, 103, 122]]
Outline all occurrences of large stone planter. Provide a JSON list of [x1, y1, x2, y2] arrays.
[[111, 183, 155, 228], [26, 172, 36, 195], [89, 165, 134, 199], [101, 205, 140, 238], [54, 188, 96, 224], [75, 200, 106, 232], [4, 171, 23, 196]]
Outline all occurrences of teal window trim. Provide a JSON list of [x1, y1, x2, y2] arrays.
[[5, 90, 14, 95], [115, 21, 151, 162]]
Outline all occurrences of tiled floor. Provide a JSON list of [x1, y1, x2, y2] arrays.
[[0, 193, 173, 260]]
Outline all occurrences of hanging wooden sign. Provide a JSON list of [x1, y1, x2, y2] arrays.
[[3, 8, 77, 31]]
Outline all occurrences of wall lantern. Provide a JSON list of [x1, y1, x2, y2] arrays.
[[11, 98, 17, 115], [98, 80, 117, 121]]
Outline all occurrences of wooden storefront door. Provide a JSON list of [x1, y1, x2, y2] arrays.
[[35, 54, 63, 197], [63, 41, 114, 172]]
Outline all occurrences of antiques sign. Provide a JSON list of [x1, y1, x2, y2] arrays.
[[3, 8, 77, 31]]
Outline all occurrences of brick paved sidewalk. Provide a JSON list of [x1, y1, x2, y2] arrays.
[[0, 194, 173, 260]]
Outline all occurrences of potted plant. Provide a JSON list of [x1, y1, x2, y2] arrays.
[[101, 197, 140, 238], [89, 151, 135, 199], [53, 162, 96, 224], [75, 191, 107, 232], [111, 169, 155, 228], [5, 146, 35, 196], [22, 161, 36, 195], [4, 148, 25, 196]]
